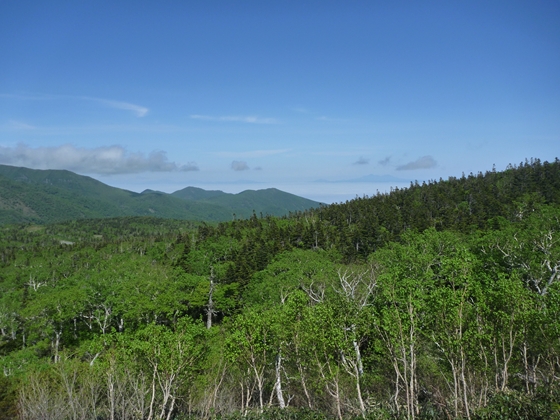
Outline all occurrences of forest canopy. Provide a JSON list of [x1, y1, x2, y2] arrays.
[[1, 158, 560, 419]]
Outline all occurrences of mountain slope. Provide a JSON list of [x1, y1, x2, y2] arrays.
[[0, 165, 321, 225], [171, 187, 322, 217], [297, 158, 560, 260], [171, 186, 228, 201]]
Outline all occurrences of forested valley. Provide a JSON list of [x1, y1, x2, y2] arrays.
[[1, 158, 560, 419]]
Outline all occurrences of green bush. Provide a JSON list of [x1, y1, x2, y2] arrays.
[[0, 376, 18, 420], [473, 388, 560, 420]]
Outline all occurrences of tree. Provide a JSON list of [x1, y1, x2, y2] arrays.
[[132, 318, 207, 420], [371, 229, 447, 419], [225, 307, 274, 412]]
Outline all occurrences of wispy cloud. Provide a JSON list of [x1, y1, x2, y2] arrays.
[[397, 155, 437, 171], [0, 123, 185, 135], [0, 93, 149, 117], [291, 107, 348, 122], [3, 120, 36, 130], [190, 115, 278, 124], [0, 93, 49, 100], [379, 156, 391, 166], [353, 156, 369, 165], [312, 150, 359, 157], [218, 149, 289, 159], [231, 161, 250, 171], [0, 144, 197, 174], [83, 97, 148, 117], [316, 116, 348, 122]]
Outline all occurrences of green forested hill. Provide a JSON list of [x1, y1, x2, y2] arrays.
[[0, 165, 321, 225], [298, 157, 560, 260], [1, 159, 560, 420], [0, 171, 231, 224], [171, 186, 229, 201], [174, 186, 323, 216]]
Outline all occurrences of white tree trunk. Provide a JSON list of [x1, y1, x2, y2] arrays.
[[274, 351, 286, 409]]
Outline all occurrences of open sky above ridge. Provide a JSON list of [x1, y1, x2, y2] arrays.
[[1, 1, 559, 203]]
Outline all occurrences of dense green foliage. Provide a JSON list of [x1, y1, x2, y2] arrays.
[[0, 164, 321, 225], [1, 159, 560, 419]]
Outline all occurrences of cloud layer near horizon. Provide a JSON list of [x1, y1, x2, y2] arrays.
[[397, 156, 437, 170], [0, 144, 198, 174]]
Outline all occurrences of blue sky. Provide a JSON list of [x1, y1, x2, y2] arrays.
[[1, 1, 559, 203]]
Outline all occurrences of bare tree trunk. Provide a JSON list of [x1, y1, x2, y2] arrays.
[[165, 396, 176, 420], [355, 363, 366, 418], [274, 351, 286, 409], [351, 335, 366, 417], [206, 269, 215, 329], [59, 363, 79, 420], [107, 367, 116, 420], [206, 359, 227, 416], [147, 364, 158, 420], [294, 333, 313, 408], [460, 348, 471, 420], [333, 376, 343, 420], [52, 328, 62, 363], [451, 361, 459, 418], [254, 366, 265, 411], [353, 339, 364, 376], [315, 350, 343, 420]]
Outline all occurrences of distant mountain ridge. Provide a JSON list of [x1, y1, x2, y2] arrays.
[[170, 186, 229, 201], [0, 165, 321, 225]]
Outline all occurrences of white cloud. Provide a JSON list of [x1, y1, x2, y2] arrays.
[[0, 143, 196, 174], [397, 155, 437, 171], [231, 161, 249, 171], [190, 115, 278, 124]]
